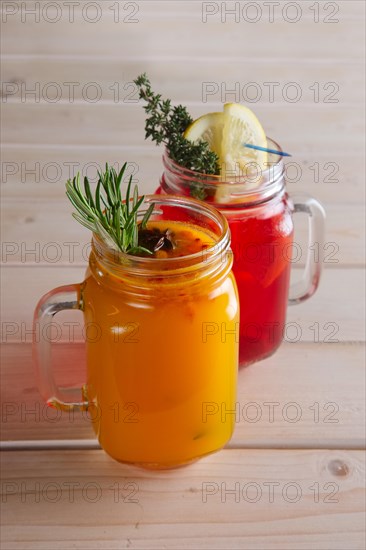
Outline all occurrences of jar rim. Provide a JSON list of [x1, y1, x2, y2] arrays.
[[91, 194, 231, 278], [162, 136, 286, 206]]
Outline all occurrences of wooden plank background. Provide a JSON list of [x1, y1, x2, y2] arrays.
[[1, 449, 365, 549], [1, 1, 365, 548]]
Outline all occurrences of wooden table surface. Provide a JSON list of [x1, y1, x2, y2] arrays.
[[1, 1, 365, 548]]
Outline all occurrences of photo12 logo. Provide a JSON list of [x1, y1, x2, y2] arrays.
[[201, 400, 340, 424], [1, 160, 139, 185], [201, 321, 340, 345], [1, 320, 140, 343], [201, 480, 339, 503], [1, 480, 139, 504], [1, 81, 140, 104], [201, 2, 340, 24], [1, 399, 140, 425], [1, 2, 140, 24], [202, 81, 340, 104]]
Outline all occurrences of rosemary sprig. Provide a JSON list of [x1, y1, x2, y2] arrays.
[[66, 163, 155, 255], [134, 73, 220, 176]]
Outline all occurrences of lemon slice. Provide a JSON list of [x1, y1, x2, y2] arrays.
[[221, 102, 267, 178], [184, 103, 267, 177], [184, 103, 267, 202], [184, 112, 224, 164]]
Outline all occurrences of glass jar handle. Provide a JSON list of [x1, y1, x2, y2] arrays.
[[33, 284, 88, 411], [288, 195, 326, 305]]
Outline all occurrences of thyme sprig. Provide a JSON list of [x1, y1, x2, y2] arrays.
[[134, 73, 220, 175], [66, 163, 154, 255]]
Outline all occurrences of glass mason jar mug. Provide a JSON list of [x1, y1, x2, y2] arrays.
[[157, 139, 326, 367], [33, 196, 239, 469]]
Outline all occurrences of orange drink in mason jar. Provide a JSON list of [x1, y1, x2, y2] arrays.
[[34, 191, 239, 469]]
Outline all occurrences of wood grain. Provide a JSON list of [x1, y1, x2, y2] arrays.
[[1, 199, 364, 265], [1, 341, 365, 447], [1, 449, 365, 550], [1, 0, 365, 545], [1, 267, 364, 343], [2, 2, 364, 60], [1, 147, 364, 205], [2, 57, 364, 105], [2, 103, 364, 154]]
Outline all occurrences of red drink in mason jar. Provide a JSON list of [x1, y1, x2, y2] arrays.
[[224, 194, 293, 365], [157, 139, 325, 367]]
